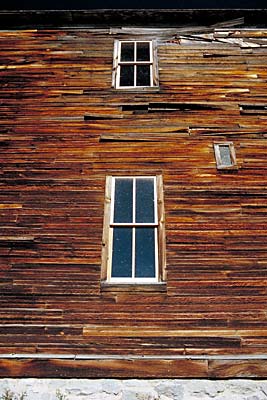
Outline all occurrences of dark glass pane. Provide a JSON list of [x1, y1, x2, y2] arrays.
[[120, 65, 134, 87], [120, 42, 134, 61], [136, 178, 155, 223], [114, 178, 133, 223], [136, 65, 150, 86], [219, 145, 232, 166], [135, 228, 155, 278], [137, 42, 150, 61], [111, 228, 132, 278]]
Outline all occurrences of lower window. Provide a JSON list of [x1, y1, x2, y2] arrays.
[[102, 176, 165, 284]]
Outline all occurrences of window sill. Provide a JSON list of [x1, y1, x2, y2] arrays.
[[100, 281, 167, 293], [111, 86, 160, 93], [217, 165, 239, 171]]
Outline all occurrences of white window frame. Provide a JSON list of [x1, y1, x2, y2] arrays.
[[101, 175, 165, 284], [214, 142, 237, 169], [112, 40, 159, 90]]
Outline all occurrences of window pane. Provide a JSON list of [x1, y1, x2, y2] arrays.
[[111, 228, 132, 278], [120, 42, 134, 61], [113, 178, 133, 223], [136, 178, 155, 223], [120, 65, 134, 87], [219, 145, 232, 166], [136, 65, 150, 86], [137, 42, 150, 61], [135, 228, 156, 278]]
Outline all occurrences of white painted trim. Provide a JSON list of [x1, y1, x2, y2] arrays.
[[110, 177, 115, 224], [111, 223, 158, 227], [109, 277, 158, 283]]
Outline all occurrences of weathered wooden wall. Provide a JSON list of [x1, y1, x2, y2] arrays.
[[0, 16, 267, 377]]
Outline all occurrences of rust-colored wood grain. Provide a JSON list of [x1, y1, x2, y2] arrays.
[[0, 12, 267, 377]]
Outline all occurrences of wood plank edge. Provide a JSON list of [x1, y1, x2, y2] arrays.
[[0, 357, 267, 378]]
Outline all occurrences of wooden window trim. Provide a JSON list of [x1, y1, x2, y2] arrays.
[[214, 142, 238, 170], [101, 175, 166, 286], [112, 40, 159, 90]]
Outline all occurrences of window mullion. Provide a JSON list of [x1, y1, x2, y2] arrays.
[[154, 177, 159, 280], [134, 42, 137, 87], [132, 178, 136, 279], [149, 41, 153, 86]]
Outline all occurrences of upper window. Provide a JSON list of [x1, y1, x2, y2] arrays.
[[214, 142, 237, 170], [101, 176, 165, 284], [113, 40, 159, 89]]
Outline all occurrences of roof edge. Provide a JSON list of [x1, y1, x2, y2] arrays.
[[0, 9, 266, 28]]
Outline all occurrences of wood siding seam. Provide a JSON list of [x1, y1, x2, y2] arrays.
[[2, 354, 267, 360]]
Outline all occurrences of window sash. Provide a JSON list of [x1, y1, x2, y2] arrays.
[[117, 64, 153, 87], [108, 176, 158, 282], [115, 41, 154, 88], [118, 41, 152, 63], [109, 227, 159, 283], [110, 176, 158, 225]]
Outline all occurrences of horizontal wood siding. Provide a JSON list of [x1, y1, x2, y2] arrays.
[[0, 24, 267, 377]]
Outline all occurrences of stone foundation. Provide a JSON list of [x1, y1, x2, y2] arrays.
[[0, 379, 267, 400]]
